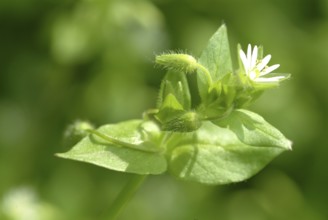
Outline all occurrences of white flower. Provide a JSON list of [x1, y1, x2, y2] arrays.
[[239, 44, 286, 83]]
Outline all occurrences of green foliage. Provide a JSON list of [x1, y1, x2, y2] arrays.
[[57, 120, 167, 175], [58, 24, 291, 185], [215, 109, 292, 149], [168, 121, 286, 184], [197, 25, 233, 100]]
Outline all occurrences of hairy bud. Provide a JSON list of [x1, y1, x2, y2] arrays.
[[156, 53, 199, 73]]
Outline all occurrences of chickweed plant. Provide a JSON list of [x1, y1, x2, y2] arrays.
[[57, 24, 291, 219]]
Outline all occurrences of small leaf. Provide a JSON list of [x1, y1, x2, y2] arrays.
[[167, 121, 287, 185], [214, 109, 292, 150], [157, 70, 191, 110], [156, 93, 185, 124], [198, 24, 233, 99], [156, 94, 200, 132], [57, 120, 167, 175]]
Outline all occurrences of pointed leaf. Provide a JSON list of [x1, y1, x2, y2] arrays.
[[167, 121, 287, 185], [157, 70, 191, 110], [198, 24, 233, 99], [214, 109, 292, 149], [57, 120, 167, 175], [156, 93, 185, 123]]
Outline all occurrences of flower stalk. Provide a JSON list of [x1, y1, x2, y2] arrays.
[[104, 175, 147, 220]]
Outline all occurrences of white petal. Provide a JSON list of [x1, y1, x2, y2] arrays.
[[247, 44, 252, 64], [251, 46, 258, 69], [239, 50, 249, 71], [254, 76, 285, 83], [257, 55, 271, 71], [260, 64, 280, 76]]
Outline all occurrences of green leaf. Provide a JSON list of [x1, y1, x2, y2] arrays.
[[198, 24, 233, 100], [167, 121, 287, 185], [157, 70, 191, 110], [156, 94, 199, 132], [57, 120, 167, 175], [214, 109, 292, 149], [156, 93, 185, 123]]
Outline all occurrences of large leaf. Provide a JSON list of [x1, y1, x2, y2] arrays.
[[57, 120, 167, 175], [214, 109, 292, 149], [197, 24, 233, 100], [167, 121, 287, 185]]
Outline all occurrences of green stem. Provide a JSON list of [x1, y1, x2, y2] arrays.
[[196, 63, 213, 86], [105, 175, 147, 220]]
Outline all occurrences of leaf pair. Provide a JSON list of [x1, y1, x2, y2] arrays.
[[57, 109, 291, 184]]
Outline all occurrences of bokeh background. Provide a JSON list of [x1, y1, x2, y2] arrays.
[[1, 0, 327, 219]]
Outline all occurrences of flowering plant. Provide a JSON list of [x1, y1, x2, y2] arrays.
[[57, 24, 291, 219], [58, 24, 291, 185]]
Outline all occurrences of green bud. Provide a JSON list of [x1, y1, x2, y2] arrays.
[[156, 53, 199, 73], [161, 111, 201, 132], [63, 120, 95, 149]]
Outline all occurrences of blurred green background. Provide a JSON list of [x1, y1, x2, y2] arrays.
[[0, 0, 327, 219]]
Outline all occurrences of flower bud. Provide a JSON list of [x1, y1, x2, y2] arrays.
[[156, 53, 199, 73], [161, 111, 201, 132], [62, 120, 94, 149]]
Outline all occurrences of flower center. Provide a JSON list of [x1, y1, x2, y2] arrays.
[[249, 70, 257, 80]]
